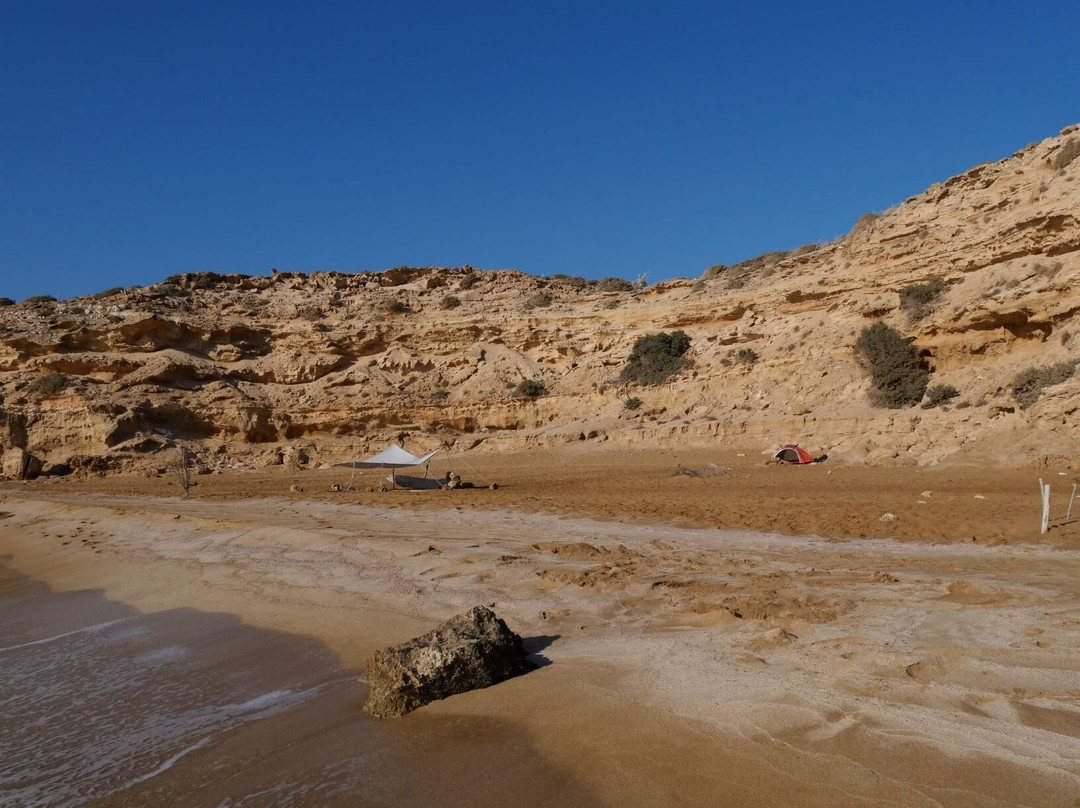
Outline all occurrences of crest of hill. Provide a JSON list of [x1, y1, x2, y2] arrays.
[[1, 124, 1079, 475]]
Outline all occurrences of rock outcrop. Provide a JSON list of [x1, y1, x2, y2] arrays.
[[1, 448, 42, 480], [1, 125, 1080, 470], [363, 606, 537, 718]]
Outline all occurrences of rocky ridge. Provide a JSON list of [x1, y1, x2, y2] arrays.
[[2, 125, 1079, 475]]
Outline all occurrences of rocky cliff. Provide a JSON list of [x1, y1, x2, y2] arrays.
[[2, 125, 1079, 475]]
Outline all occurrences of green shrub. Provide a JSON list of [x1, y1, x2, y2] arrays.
[[734, 347, 759, 365], [899, 278, 945, 319], [28, 372, 70, 397], [596, 277, 635, 293], [516, 378, 548, 398], [621, 331, 692, 386], [1011, 360, 1079, 409], [24, 294, 57, 304], [854, 322, 930, 408], [623, 396, 643, 411], [441, 295, 461, 309], [0, 297, 14, 307], [922, 383, 959, 409]]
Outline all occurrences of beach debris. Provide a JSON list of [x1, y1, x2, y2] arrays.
[[289, 483, 303, 493], [879, 512, 898, 522], [363, 605, 538, 719], [921, 490, 933, 499], [673, 463, 731, 478]]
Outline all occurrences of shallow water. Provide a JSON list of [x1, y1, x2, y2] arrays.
[[0, 564, 593, 807]]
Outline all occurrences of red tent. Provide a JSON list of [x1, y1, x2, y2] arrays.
[[771, 444, 817, 464]]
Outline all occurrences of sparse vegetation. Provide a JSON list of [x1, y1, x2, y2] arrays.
[[922, 383, 960, 409], [27, 372, 70, 398], [92, 287, 125, 299], [441, 295, 461, 309], [734, 347, 759, 366], [525, 292, 552, 309], [621, 331, 692, 386], [459, 272, 479, 290], [596, 277, 634, 293], [386, 299, 412, 314], [24, 295, 57, 304], [702, 247, 809, 288], [296, 303, 323, 320], [623, 396, 643, 411], [1011, 360, 1079, 409], [899, 278, 946, 319], [515, 378, 548, 398], [551, 274, 587, 289], [854, 322, 930, 408], [170, 445, 192, 498], [850, 212, 881, 234], [0, 297, 14, 307]]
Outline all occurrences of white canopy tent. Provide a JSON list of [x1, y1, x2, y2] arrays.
[[338, 445, 443, 488]]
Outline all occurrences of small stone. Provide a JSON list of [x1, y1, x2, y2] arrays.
[[879, 512, 898, 522]]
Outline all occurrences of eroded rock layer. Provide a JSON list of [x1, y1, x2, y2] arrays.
[[2, 125, 1079, 473]]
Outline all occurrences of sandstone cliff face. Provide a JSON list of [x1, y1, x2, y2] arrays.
[[1, 126, 1078, 474]]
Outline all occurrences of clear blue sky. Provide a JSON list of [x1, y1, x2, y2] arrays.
[[2, 1, 1078, 301]]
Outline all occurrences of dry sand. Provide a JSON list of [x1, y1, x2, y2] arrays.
[[2, 447, 1079, 805]]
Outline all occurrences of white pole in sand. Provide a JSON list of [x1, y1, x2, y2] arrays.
[[1067, 483, 1078, 522], [1040, 481, 1051, 534]]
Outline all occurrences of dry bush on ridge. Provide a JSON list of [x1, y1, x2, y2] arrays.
[[1012, 360, 1079, 409]]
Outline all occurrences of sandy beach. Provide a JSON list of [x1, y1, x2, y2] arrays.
[[2, 448, 1079, 806]]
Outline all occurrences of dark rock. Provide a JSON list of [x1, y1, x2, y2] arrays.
[[363, 606, 537, 719]]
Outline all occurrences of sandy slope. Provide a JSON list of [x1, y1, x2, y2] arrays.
[[2, 453, 1079, 806]]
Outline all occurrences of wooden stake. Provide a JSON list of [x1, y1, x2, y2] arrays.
[[1041, 482, 1051, 534], [1067, 482, 1078, 522]]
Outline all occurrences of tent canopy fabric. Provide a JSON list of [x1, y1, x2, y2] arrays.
[[338, 445, 441, 469], [771, 444, 817, 464]]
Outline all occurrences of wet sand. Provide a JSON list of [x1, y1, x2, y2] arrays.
[[0, 565, 594, 807], [2, 448, 1079, 805]]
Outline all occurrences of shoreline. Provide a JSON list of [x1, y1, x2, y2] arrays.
[[2, 486, 1079, 805]]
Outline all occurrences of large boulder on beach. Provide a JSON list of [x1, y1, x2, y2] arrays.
[[2, 448, 42, 480], [363, 605, 537, 719]]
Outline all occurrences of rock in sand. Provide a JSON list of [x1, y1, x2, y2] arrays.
[[363, 605, 537, 719]]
